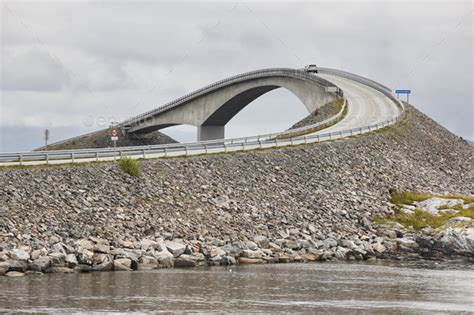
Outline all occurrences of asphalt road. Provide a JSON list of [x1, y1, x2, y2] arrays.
[[312, 74, 401, 135]]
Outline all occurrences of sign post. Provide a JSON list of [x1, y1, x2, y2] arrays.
[[44, 129, 50, 151], [395, 89, 411, 104], [111, 127, 119, 162]]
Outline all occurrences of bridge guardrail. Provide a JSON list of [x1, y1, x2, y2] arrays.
[[0, 68, 404, 165]]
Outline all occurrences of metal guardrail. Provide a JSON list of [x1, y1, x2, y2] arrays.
[[0, 68, 404, 166]]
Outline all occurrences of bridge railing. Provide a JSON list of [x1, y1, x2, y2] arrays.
[[0, 113, 403, 165], [0, 68, 405, 165]]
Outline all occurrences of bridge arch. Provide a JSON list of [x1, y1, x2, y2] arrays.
[[125, 69, 340, 140]]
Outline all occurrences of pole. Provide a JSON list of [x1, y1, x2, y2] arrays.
[[113, 140, 117, 162], [44, 129, 49, 151]]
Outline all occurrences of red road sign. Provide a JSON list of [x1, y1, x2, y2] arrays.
[[111, 128, 119, 141]]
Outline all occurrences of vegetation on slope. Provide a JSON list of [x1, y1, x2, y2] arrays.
[[376, 190, 474, 231], [118, 157, 140, 177]]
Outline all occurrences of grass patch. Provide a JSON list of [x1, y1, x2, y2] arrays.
[[389, 189, 474, 206], [378, 190, 474, 231], [389, 190, 433, 205], [118, 156, 140, 177], [376, 205, 474, 232]]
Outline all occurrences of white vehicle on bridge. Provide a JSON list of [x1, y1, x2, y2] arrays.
[[304, 64, 318, 73]]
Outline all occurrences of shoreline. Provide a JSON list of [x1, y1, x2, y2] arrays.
[[1, 226, 473, 278]]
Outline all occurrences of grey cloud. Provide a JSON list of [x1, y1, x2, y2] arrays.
[[0, 1, 472, 152], [1, 50, 69, 91]]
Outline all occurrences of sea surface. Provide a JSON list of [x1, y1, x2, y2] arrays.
[[1, 260, 473, 314]]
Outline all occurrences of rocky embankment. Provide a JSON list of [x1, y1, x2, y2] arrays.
[[0, 105, 473, 277], [36, 128, 177, 151], [289, 98, 343, 129]]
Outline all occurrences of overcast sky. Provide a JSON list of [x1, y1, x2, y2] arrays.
[[0, 0, 472, 151]]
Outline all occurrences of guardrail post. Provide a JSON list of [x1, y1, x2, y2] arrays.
[[258, 139, 262, 149], [19, 154, 23, 166], [304, 136, 308, 144], [71, 152, 75, 163], [46, 153, 49, 165], [204, 144, 208, 154], [329, 133, 332, 140], [224, 143, 228, 153], [241, 142, 245, 151], [96, 152, 99, 162], [359, 127, 362, 134], [317, 135, 320, 142], [275, 138, 278, 147], [368, 126, 371, 132], [164, 147, 168, 157], [185, 146, 188, 156], [290, 137, 294, 145], [350, 129, 353, 136], [142, 149, 146, 159]]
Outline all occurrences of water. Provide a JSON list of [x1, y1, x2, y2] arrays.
[[1, 260, 473, 314]]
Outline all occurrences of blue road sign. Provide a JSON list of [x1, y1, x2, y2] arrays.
[[395, 89, 411, 94]]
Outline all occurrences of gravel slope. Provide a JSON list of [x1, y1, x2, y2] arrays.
[[0, 104, 472, 269]]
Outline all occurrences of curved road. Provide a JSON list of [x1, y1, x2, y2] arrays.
[[312, 74, 401, 135]]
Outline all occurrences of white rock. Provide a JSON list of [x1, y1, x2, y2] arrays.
[[414, 197, 463, 215], [165, 241, 186, 257], [10, 249, 30, 261]]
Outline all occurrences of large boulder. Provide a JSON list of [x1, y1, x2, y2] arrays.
[[29, 256, 51, 272], [253, 236, 269, 249], [65, 254, 78, 268], [5, 271, 25, 277], [113, 258, 132, 271], [138, 256, 158, 270], [438, 227, 474, 256], [7, 260, 28, 272], [173, 254, 205, 268], [240, 249, 263, 259], [49, 252, 66, 266], [238, 257, 263, 264], [154, 250, 174, 268], [174, 255, 197, 268], [140, 239, 159, 252], [10, 249, 30, 261], [93, 257, 113, 272], [77, 249, 94, 265], [165, 241, 186, 257]]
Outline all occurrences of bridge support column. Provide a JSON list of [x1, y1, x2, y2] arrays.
[[198, 125, 225, 141]]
